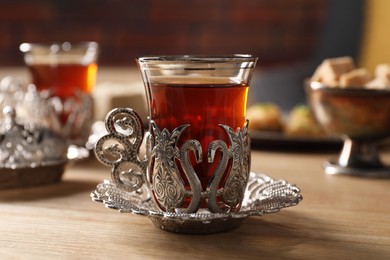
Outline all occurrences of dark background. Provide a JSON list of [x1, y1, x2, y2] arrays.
[[0, 0, 365, 109], [0, 0, 329, 67]]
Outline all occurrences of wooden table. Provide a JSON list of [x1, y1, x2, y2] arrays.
[[1, 147, 389, 259]]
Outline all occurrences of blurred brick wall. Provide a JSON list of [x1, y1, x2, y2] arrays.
[[0, 0, 326, 67]]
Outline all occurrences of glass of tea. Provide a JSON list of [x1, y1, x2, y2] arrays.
[[139, 55, 259, 213], [94, 55, 257, 214], [19, 41, 99, 147]]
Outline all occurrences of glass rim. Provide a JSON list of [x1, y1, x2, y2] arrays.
[[136, 54, 258, 63], [306, 80, 390, 96], [19, 41, 99, 53]]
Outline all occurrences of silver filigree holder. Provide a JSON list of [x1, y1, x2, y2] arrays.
[[0, 106, 68, 189], [0, 77, 69, 189], [93, 108, 303, 233], [41, 88, 94, 148], [94, 107, 250, 213]]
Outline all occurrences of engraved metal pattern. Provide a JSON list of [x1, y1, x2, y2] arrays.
[[0, 76, 94, 147], [91, 172, 303, 234], [178, 139, 203, 213], [94, 110, 252, 213], [0, 107, 68, 169], [221, 121, 250, 210], [94, 108, 148, 192], [43, 89, 94, 145], [0, 77, 61, 132], [206, 139, 229, 213], [149, 121, 203, 213], [205, 122, 250, 213], [149, 121, 250, 213], [0, 77, 68, 169], [149, 121, 188, 212]]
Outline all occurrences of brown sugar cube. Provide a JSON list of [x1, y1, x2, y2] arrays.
[[339, 68, 373, 87], [312, 56, 355, 86], [365, 78, 390, 89], [375, 64, 390, 81], [365, 64, 390, 89]]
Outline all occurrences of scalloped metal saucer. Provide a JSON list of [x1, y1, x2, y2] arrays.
[[91, 172, 303, 234]]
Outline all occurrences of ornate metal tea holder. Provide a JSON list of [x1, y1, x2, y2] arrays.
[[92, 108, 302, 233], [0, 106, 68, 188], [0, 77, 79, 189], [39, 88, 94, 161]]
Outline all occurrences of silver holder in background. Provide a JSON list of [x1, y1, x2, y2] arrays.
[[41, 89, 94, 148], [0, 76, 94, 148], [0, 77, 68, 189]]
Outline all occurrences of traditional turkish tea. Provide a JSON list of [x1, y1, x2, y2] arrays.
[[20, 42, 99, 146], [95, 55, 257, 214], [28, 63, 97, 99], [137, 54, 257, 213], [148, 81, 248, 197]]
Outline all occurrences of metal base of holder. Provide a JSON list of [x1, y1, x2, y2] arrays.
[[91, 173, 303, 234], [324, 138, 390, 178], [149, 215, 243, 234], [324, 160, 390, 178]]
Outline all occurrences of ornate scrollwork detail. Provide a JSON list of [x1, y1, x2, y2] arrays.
[[150, 121, 186, 211], [206, 140, 230, 213], [150, 121, 203, 213], [221, 121, 250, 210], [179, 139, 202, 213], [94, 108, 148, 192], [0, 106, 68, 168], [150, 121, 250, 213], [207, 121, 250, 213], [94, 112, 251, 214], [44, 89, 94, 145]]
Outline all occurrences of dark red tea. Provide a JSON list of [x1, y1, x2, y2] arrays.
[[28, 63, 97, 99], [148, 81, 248, 208], [28, 63, 97, 125]]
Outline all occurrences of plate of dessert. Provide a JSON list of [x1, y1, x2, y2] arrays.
[[247, 102, 342, 150]]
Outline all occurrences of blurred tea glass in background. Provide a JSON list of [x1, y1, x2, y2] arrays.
[[19, 42, 99, 147]]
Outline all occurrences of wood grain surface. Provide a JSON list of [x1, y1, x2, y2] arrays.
[[1, 149, 389, 259]]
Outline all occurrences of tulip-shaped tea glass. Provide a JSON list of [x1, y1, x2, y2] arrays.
[[20, 42, 99, 148], [95, 55, 257, 214]]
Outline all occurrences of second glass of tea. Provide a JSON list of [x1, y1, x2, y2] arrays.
[[137, 55, 257, 213], [20, 41, 99, 147]]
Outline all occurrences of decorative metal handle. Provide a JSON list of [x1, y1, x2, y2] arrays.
[[94, 108, 148, 192]]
